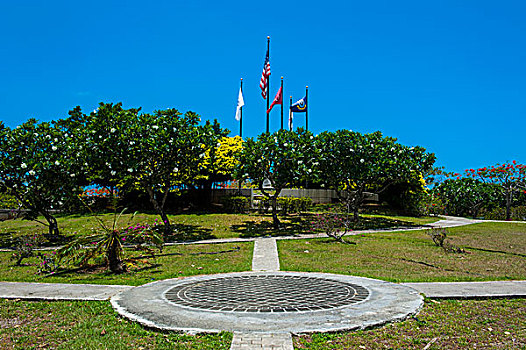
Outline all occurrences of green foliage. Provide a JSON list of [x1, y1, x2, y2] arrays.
[[0, 119, 84, 237], [316, 130, 435, 221], [221, 196, 249, 213], [9, 234, 43, 266], [235, 128, 317, 228], [482, 206, 526, 221], [434, 178, 500, 218], [57, 209, 163, 274], [0, 191, 19, 209], [277, 197, 312, 214]]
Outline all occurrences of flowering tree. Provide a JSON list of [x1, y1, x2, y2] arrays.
[[0, 120, 83, 238], [316, 130, 435, 221], [62, 103, 206, 234], [434, 177, 499, 218], [235, 129, 317, 229], [466, 162, 526, 220]]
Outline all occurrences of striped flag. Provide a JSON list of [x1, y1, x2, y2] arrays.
[[259, 48, 271, 99]]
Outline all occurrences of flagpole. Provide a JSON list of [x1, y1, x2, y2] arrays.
[[239, 78, 243, 138], [289, 96, 293, 131], [266, 36, 270, 133], [280, 77, 284, 130], [305, 85, 309, 131]]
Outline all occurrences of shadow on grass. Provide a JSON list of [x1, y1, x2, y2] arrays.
[[231, 214, 313, 238], [163, 223, 215, 242], [348, 217, 422, 230]]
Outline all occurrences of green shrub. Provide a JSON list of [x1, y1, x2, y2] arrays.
[[482, 206, 526, 221], [277, 197, 312, 214], [257, 198, 270, 213], [0, 192, 19, 209], [221, 196, 249, 213]]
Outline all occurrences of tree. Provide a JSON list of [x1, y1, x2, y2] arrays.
[[0, 120, 83, 239], [316, 130, 435, 221], [62, 103, 207, 234], [434, 178, 499, 218], [235, 129, 317, 229], [466, 162, 526, 220]]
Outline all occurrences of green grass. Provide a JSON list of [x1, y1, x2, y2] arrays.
[[0, 299, 232, 349], [0, 242, 252, 286], [278, 222, 526, 282], [294, 298, 526, 349], [0, 212, 438, 247]]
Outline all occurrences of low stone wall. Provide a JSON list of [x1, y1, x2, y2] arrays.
[[210, 189, 378, 206]]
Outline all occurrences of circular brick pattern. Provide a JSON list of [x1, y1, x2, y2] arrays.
[[164, 274, 369, 312], [111, 272, 424, 333]]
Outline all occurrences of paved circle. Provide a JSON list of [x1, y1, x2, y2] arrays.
[[111, 271, 423, 333], [164, 274, 369, 312]]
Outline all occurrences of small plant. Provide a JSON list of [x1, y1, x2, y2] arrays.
[[57, 207, 163, 274], [311, 212, 355, 244], [428, 228, 465, 253], [37, 251, 59, 274], [10, 234, 43, 266]]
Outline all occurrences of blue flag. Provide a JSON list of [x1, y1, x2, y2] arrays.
[[290, 95, 307, 113]]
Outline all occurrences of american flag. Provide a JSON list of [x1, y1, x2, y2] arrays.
[[259, 48, 270, 99]]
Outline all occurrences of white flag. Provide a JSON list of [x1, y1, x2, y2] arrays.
[[288, 109, 293, 131], [235, 87, 244, 121]]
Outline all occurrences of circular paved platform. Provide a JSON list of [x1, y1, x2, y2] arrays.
[[111, 271, 423, 334]]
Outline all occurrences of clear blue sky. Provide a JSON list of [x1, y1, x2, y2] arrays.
[[1, 0, 524, 174]]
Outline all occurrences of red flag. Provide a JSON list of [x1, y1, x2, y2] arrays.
[[266, 86, 283, 114]]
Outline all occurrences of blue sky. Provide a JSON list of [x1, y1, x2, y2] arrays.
[[0, 0, 524, 174]]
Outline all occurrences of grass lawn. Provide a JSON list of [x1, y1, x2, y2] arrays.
[[294, 298, 526, 349], [278, 222, 526, 282], [0, 242, 252, 286], [0, 299, 232, 349], [0, 211, 438, 247]]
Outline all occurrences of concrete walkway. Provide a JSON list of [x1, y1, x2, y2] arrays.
[[1, 215, 524, 350], [0, 281, 132, 300], [252, 238, 280, 271]]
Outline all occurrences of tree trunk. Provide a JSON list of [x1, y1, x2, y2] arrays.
[[271, 195, 281, 230], [505, 189, 512, 220], [107, 235, 126, 274], [145, 186, 172, 236], [42, 212, 60, 239]]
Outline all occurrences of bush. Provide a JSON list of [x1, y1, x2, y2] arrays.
[[277, 197, 312, 214], [10, 235, 44, 266], [482, 206, 526, 221], [0, 192, 19, 209], [221, 196, 249, 213]]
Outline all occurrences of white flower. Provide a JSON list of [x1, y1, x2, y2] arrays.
[[55, 160, 60, 165], [110, 128, 116, 133], [130, 141, 135, 145], [152, 125, 159, 130], [54, 138, 58, 142], [70, 173, 75, 177], [360, 159, 365, 163], [46, 135, 51, 139], [21, 163, 27, 169], [52, 146, 57, 151], [28, 170, 36, 176], [173, 167, 178, 172], [111, 171, 116, 176], [391, 147, 395, 151], [127, 168, 133, 173]]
